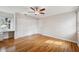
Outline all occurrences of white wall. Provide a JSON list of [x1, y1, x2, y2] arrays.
[[77, 12, 79, 32], [14, 13, 38, 39], [14, 12, 77, 43], [77, 12, 79, 45], [39, 12, 77, 43]]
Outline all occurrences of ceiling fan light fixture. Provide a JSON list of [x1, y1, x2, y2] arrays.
[[35, 11, 40, 15]]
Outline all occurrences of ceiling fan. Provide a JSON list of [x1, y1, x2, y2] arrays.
[[28, 6, 45, 15]]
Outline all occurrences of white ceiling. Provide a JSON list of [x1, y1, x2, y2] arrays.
[[0, 6, 77, 18]]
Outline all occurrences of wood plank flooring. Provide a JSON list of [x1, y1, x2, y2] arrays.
[[0, 34, 79, 52]]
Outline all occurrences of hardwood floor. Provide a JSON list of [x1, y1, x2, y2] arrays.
[[0, 34, 79, 52]]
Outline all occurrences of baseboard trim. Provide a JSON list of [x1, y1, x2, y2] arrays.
[[14, 33, 40, 39], [14, 33, 77, 44], [41, 34, 77, 44]]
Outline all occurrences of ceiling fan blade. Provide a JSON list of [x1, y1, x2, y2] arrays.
[[40, 8, 45, 11], [40, 12, 45, 14], [30, 7, 35, 11]]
